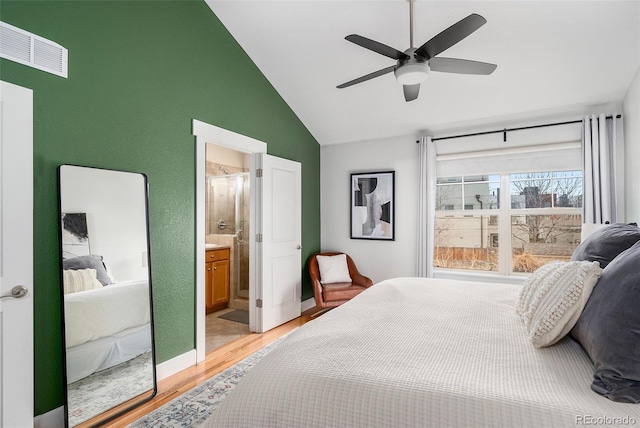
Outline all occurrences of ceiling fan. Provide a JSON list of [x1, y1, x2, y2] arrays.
[[337, 0, 497, 102]]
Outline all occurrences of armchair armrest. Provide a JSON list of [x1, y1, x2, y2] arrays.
[[350, 271, 373, 288], [345, 257, 373, 288]]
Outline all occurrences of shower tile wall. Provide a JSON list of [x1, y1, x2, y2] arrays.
[[209, 180, 236, 234]]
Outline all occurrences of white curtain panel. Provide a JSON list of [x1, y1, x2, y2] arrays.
[[582, 114, 617, 224], [416, 136, 436, 277]]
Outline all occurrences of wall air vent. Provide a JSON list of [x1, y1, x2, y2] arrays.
[[0, 21, 68, 78]]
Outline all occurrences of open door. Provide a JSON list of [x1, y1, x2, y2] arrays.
[[0, 81, 34, 427], [252, 154, 302, 333]]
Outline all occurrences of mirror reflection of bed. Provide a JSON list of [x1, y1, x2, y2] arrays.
[[58, 165, 156, 427]]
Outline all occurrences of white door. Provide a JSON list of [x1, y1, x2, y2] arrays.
[[0, 81, 34, 426], [253, 154, 301, 333]]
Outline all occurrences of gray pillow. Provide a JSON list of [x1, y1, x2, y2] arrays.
[[62, 255, 112, 286], [571, 223, 640, 268], [570, 240, 640, 403]]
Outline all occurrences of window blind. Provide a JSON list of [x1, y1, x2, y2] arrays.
[[436, 141, 581, 177]]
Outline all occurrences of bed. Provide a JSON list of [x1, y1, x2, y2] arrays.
[[205, 224, 640, 427], [63, 279, 152, 383]]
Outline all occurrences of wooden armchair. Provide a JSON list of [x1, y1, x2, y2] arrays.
[[308, 252, 373, 309]]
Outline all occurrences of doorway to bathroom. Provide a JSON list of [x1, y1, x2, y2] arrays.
[[193, 119, 302, 364], [204, 143, 251, 353]]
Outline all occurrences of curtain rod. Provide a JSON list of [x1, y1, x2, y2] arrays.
[[417, 114, 622, 143]]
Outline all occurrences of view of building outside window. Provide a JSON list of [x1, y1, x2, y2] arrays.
[[434, 171, 583, 274], [434, 214, 500, 271]]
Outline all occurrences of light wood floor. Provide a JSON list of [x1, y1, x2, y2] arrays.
[[102, 307, 321, 427]]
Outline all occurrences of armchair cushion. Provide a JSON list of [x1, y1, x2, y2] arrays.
[[317, 254, 352, 284], [322, 282, 367, 303]]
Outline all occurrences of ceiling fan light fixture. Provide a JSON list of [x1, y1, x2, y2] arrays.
[[394, 62, 430, 85]]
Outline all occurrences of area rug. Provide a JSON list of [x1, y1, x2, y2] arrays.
[[68, 351, 153, 427], [128, 335, 287, 427], [217, 309, 249, 324]]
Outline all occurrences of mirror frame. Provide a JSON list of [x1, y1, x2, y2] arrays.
[[57, 164, 157, 427]]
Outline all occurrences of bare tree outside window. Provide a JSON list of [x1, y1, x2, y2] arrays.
[[510, 172, 582, 209], [435, 183, 460, 211], [510, 171, 583, 272]]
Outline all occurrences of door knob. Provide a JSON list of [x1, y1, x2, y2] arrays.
[[0, 285, 28, 299], [296, 244, 301, 250]]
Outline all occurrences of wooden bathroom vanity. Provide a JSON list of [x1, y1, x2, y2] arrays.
[[205, 247, 230, 313]]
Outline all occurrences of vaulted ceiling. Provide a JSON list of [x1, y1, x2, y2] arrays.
[[207, 1, 640, 145]]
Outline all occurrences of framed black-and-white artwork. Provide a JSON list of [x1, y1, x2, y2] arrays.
[[61, 212, 91, 258], [350, 171, 395, 240]]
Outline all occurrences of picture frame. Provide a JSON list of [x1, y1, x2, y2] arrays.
[[350, 171, 395, 240], [61, 212, 91, 258]]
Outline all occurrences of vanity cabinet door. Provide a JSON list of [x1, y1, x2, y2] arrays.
[[205, 260, 214, 312], [206, 249, 230, 313], [212, 259, 230, 306]]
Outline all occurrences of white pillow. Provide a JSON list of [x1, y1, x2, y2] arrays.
[[63, 268, 103, 294], [516, 260, 602, 348], [316, 254, 352, 284]]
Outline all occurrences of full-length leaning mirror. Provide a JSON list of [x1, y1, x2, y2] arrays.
[[58, 165, 156, 427]]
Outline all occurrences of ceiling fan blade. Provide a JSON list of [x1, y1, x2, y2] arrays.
[[345, 34, 409, 60], [415, 14, 487, 59], [337, 65, 396, 89], [403, 84, 420, 102], [429, 57, 497, 75]]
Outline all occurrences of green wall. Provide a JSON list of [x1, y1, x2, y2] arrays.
[[0, 0, 320, 415]]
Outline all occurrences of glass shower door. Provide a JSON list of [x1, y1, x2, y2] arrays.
[[236, 174, 250, 298]]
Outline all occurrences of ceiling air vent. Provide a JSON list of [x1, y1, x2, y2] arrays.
[[0, 21, 67, 78]]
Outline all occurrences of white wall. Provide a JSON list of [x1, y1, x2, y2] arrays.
[[321, 103, 625, 283], [321, 135, 418, 283], [623, 66, 640, 222]]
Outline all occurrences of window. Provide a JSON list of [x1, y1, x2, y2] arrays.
[[434, 214, 498, 271], [434, 171, 583, 275], [510, 172, 582, 209], [436, 175, 500, 211]]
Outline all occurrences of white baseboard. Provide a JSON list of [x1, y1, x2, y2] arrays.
[[301, 297, 315, 312], [33, 351, 196, 427], [34, 405, 64, 428], [156, 349, 197, 382]]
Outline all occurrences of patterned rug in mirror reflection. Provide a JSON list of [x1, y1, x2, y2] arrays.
[[68, 351, 153, 426]]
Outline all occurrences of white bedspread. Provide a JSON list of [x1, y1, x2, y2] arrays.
[[64, 280, 150, 349], [205, 277, 640, 428]]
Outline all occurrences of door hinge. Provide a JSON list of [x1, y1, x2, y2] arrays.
[[256, 299, 263, 308], [256, 168, 263, 178], [256, 233, 263, 242]]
